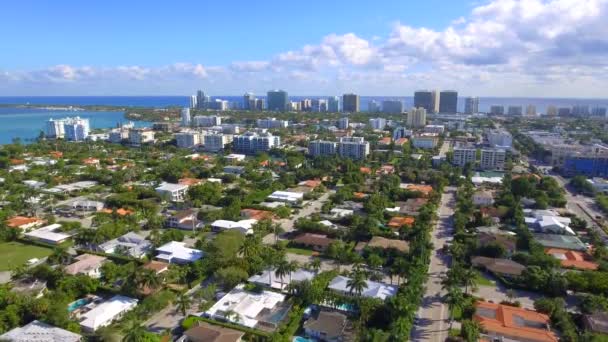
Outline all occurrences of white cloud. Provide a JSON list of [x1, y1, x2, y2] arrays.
[[3, 0, 608, 96]]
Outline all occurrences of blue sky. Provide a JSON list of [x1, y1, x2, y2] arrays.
[[1, 0, 608, 97]]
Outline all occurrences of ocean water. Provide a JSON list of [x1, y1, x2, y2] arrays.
[[0, 107, 149, 144]]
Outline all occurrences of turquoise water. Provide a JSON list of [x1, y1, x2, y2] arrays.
[[0, 107, 150, 144], [67, 298, 89, 312], [293, 337, 314, 342]]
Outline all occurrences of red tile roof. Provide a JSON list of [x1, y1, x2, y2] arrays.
[[545, 248, 599, 270]]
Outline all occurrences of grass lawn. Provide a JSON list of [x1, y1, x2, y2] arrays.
[[475, 272, 496, 286], [286, 247, 316, 256], [0, 241, 53, 271]]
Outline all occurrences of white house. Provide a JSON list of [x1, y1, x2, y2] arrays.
[[155, 183, 189, 202], [155, 241, 203, 264], [225, 154, 246, 163], [0, 320, 82, 342], [97, 232, 152, 258], [79, 295, 138, 332], [327, 275, 397, 300], [473, 190, 495, 207], [205, 284, 289, 329], [64, 254, 107, 278], [248, 268, 315, 290], [267, 191, 304, 204], [24, 224, 72, 245], [210, 219, 257, 235]]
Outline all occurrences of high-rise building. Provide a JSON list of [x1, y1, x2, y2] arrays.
[[233, 132, 281, 154], [338, 137, 369, 160], [480, 149, 506, 170], [546, 106, 558, 117], [192, 115, 221, 127], [203, 133, 233, 152], [175, 131, 202, 148], [439, 91, 458, 113], [181, 108, 191, 127], [572, 105, 590, 116], [526, 105, 537, 117], [486, 130, 513, 149], [196, 90, 209, 110], [490, 106, 505, 115], [45, 118, 66, 139], [452, 145, 477, 167], [414, 90, 437, 113], [406, 107, 427, 128], [267, 90, 289, 111], [507, 106, 523, 116], [311, 99, 327, 112], [342, 93, 360, 113], [393, 127, 413, 140], [243, 93, 255, 110], [301, 99, 312, 112], [382, 100, 403, 113], [308, 140, 338, 157], [369, 118, 387, 130], [189, 95, 198, 109], [62, 117, 90, 141], [337, 117, 349, 130], [368, 100, 380, 113], [257, 118, 288, 129], [464, 97, 479, 114], [128, 128, 155, 145], [328, 96, 340, 112], [592, 107, 607, 117], [558, 107, 571, 116]]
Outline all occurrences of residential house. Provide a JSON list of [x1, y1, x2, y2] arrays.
[[0, 320, 82, 342], [210, 219, 257, 235], [64, 254, 107, 278], [97, 232, 152, 258], [79, 295, 138, 332], [387, 216, 415, 231], [267, 191, 304, 204], [5, 216, 45, 230], [240, 208, 274, 221], [143, 260, 169, 275], [292, 233, 335, 251], [177, 322, 245, 342], [474, 301, 558, 342], [476, 227, 518, 255], [155, 241, 203, 264], [10, 278, 47, 298], [303, 310, 353, 342], [248, 268, 315, 290], [355, 236, 410, 254], [155, 182, 189, 202], [533, 233, 587, 251], [471, 256, 526, 278], [545, 248, 599, 270], [24, 223, 72, 245], [583, 312, 608, 335], [396, 198, 428, 216], [328, 276, 397, 300], [166, 209, 201, 230], [204, 284, 291, 331], [473, 190, 495, 207], [400, 184, 433, 197]]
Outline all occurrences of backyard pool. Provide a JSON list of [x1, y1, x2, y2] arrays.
[[293, 337, 314, 342], [67, 298, 89, 313]]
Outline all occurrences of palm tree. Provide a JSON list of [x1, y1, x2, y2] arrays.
[[445, 286, 464, 329], [239, 235, 260, 259], [175, 293, 191, 316], [274, 259, 291, 290], [287, 261, 299, 284], [121, 319, 147, 342], [347, 271, 367, 296], [462, 267, 479, 295], [137, 269, 161, 292], [308, 258, 322, 275], [50, 246, 71, 265]]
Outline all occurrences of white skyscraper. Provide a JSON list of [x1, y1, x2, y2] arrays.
[[369, 118, 387, 130], [189, 95, 198, 109], [406, 107, 427, 128], [328, 96, 340, 112], [45, 119, 66, 139], [181, 108, 191, 127], [338, 137, 370, 160], [55, 117, 90, 141]]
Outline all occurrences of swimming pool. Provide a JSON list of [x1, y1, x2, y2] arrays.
[[293, 337, 314, 342], [67, 298, 89, 312]]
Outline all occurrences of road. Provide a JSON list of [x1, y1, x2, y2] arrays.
[[411, 187, 455, 342], [145, 284, 202, 334], [263, 191, 332, 244], [551, 174, 608, 243]]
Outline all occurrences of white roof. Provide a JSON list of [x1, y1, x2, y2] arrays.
[[211, 219, 257, 232], [79, 295, 138, 331], [24, 224, 71, 243], [268, 191, 304, 202], [155, 182, 188, 192], [248, 268, 315, 290], [205, 284, 286, 328], [226, 154, 246, 160], [328, 275, 398, 300], [156, 241, 203, 263], [0, 320, 82, 342]]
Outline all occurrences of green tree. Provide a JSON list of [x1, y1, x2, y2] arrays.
[[121, 319, 147, 342], [175, 293, 191, 316], [460, 320, 481, 342], [347, 271, 367, 296]]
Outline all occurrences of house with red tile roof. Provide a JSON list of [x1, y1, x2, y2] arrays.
[[100, 208, 134, 216], [545, 248, 599, 270], [400, 184, 433, 197], [240, 208, 274, 221], [178, 178, 204, 186], [387, 216, 415, 229], [82, 158, 100, 166], [394, 138, 409, 146], [474, 301, 558, 342], [376, 165, 395, 175], [5, 216, 45, 230], [359, 167, 372, 175]]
